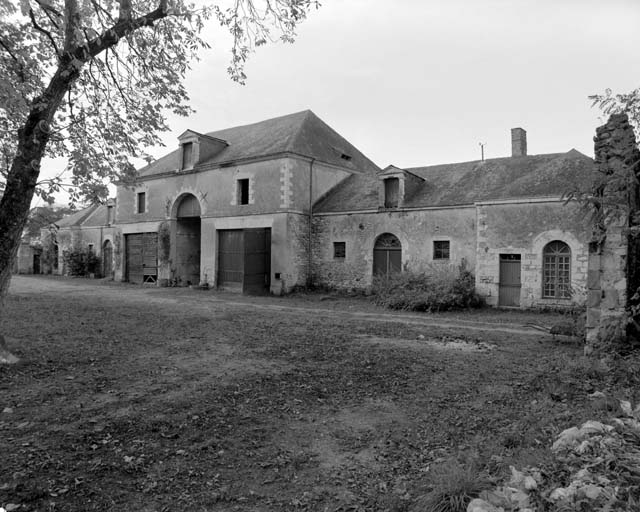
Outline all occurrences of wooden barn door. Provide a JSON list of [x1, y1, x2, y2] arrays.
[[217, 230, 244, 291], [499, 254, 521, 306], [126, 233, 158, 284], [243, 228, 271, 294]]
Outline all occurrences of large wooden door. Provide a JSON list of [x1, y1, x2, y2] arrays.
[[217, 230, 244, 290], [373, 233, 402, 277], [126, 233, 158, 284], [499, 254, 521, 306], [243, 228, 271, 294], [217, 228, 271, 293]]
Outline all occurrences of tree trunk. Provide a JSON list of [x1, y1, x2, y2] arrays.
[[0, 65, 79, 364]]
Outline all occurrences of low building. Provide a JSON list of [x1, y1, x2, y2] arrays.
[[49, 112, 594, 307]]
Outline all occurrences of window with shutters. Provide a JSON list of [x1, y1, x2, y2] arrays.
[[384, 178, 399, 208], [182, 142, 194, 170]]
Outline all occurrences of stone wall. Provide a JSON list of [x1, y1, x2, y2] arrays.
[[586, 113, 640, 352], [476, 201, 589, 307], [312, 207, 476, 290]]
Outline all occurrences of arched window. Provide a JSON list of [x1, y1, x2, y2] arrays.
[[373, 233, 402, 277], [543, 241, 571, 299]]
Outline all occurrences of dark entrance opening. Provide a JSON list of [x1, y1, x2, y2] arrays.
[[103, 239, 113, 278], [373, 233, 402, 277], [217, 228, 271, 294], [499, 254, 521, 307], [175, 194, 201, 286], [33, 253, 40, 274]]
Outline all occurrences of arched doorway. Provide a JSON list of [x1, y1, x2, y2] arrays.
[[373, 233, 402, 277], [103, 239, 113, 278], [175, 194, 201, 286]]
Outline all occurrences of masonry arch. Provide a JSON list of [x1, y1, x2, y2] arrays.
[[173, 193, 201, 285], [373, 233, 402, 277]]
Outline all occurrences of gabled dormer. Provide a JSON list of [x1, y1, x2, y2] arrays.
[[177, 130, 228, 171], [377, 165, 425, 209]]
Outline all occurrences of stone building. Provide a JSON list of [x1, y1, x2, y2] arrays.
[[12, 240, 42, 274], [49, 201, 119, 278], [50, 111, 595, 307]]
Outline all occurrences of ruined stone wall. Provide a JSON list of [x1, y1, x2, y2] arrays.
[[586, 113, 640, 351]]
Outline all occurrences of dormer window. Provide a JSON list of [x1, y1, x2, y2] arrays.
[[182, 142, 194, 170], [384, 178, 399, 208], [177, 130, 228, 172], [377, 165, 425, 210]]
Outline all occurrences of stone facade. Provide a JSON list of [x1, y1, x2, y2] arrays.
[[475, 200, 589, 307], [49, 110, 597, 308], [313, 206, 476, 289]]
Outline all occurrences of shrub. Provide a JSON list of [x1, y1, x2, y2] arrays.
[[63, 247, 101, 277], [371, 264, 483, 312]]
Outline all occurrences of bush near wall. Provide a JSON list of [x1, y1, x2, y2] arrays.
[[63, 247, 101, 277], [372, 265, 483, 312]]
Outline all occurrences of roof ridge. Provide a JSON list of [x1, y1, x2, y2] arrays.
[[285, 109, 315, 153], [406, 152, 568, 172]]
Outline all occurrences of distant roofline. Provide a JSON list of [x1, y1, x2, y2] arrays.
[[405, 150, 589, 173], [314, 196, 567, 216]]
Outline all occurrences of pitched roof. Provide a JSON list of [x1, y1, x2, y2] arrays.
[[139, 110, 379, 178], [55, 203, 112, 228], [55, 205, 100, 227], [314, 149, 595, 213]]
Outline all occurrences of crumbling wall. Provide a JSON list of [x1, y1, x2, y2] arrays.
[[586, 113, 640, 353]]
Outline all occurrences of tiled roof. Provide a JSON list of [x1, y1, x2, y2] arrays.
[[314, 149, 595, 213], [55, 203, 112, 228], [138, 110, 379, 177], [55, 205, 100, 227]]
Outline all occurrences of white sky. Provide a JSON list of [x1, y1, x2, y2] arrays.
[[39, 0, 639, 206]]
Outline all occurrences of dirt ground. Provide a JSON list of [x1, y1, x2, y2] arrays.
[[0, 276, 626, 511]]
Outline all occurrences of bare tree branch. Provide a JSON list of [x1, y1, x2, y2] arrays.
[[28, 8, 60, 56]]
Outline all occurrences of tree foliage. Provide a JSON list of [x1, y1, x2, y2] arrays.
[[25, 205, 75, 238], [0, 0, 318, 204], [590, 88, 640, 138]]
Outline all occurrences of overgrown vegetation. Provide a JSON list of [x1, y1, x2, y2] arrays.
[[62, 247, 100, 277], [372, 265, 484, 312]]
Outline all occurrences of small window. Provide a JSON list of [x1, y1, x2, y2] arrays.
[[182, 142, 193, 170], [237, 179, 249, 205], [433, 240, 450, 260], [340, 153, 352, 161], [384, 178, 399, 208], [137, 192, 146, 214], [333, 242, 346, 259], [88, 243, 94, 253]]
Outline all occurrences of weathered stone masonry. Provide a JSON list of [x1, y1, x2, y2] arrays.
[[586, 113, 640, 352]]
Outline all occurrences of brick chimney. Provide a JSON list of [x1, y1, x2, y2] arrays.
[[511, 127, 527, 157]]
